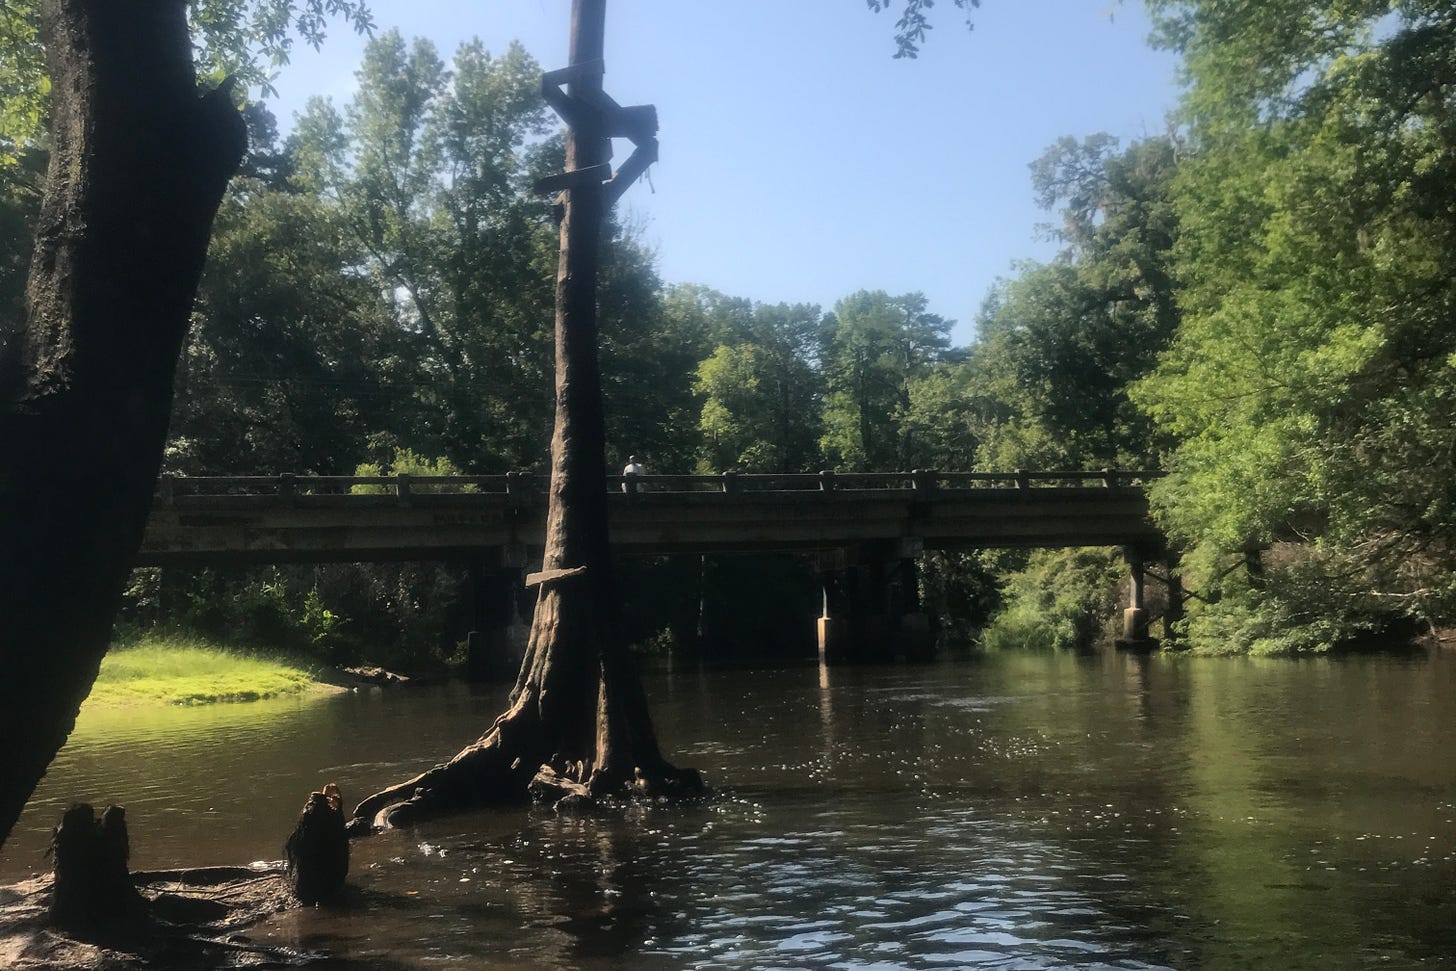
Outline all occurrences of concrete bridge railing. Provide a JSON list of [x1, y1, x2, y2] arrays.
[[153, 469, 1159, 501]]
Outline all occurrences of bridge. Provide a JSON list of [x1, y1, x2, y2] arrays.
[[140, 470, 1171, 664], [141, 470, 1162, 564]]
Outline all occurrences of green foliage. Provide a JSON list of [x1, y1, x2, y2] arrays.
[[979, 548, 1125, 652], [118, 565, 349, 662], [1135, 0, 1456, 642], [351, 447, 472, 492], [687, 291, 825, 472], [918, 551, 1004, 638], [898, 358, 985, 470], [0, 2, 46, 165], [289, 30, 551, 469], [821, 290, 950, 470], [171, 151, 401, 475], [310, 560, 471, 670], [909, 133, 1183, 650], [0, 0, 373, 163], [191, 1, 375, 91], [971, 135, 1180, 472], [1174, 544, 1404, 655], [284, 31, 687, 473]]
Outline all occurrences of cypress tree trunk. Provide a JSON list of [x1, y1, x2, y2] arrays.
[[0, 0, 246, 850], [352, 0, 698, 830]]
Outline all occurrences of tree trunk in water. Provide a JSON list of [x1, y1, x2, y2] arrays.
[[0, 0, 246, 851], [352, 0, 699, 830], [49, 804, 146, 931]]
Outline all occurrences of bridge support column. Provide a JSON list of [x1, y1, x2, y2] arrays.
[[816, 542, 930, 665], [1115, 547, 1159, 652], [466, 557, 524, 682], [816, 551, 853, 665]]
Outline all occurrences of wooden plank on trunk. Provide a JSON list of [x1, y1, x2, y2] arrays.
[[524, 565, 589, 588]]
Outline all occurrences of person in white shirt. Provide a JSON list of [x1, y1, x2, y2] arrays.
[[622, 454, 645, 492]]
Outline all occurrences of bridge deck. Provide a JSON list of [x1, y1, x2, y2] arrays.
[[138, 472, 1164, 565]]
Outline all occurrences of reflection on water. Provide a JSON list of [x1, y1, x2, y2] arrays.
[[7, 651, 1456, 968]]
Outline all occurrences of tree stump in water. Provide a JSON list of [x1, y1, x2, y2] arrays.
[[49, 803, 146, 932], [284, 783, 348, 905]]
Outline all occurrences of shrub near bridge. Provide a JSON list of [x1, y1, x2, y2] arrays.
[[979, 548, 1126, 652]]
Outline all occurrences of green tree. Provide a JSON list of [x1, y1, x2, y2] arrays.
[[685, 290, 824, 473], [170, 173, 402, 475], [972, 136, 1179, 471], [1135, 0, 1456, 649], [821, 290, 950, 470], [899, 353, 986, 470], [932, 135, 1179, 652], [599, 248, 707, 474], [290, 31, 555, 468]]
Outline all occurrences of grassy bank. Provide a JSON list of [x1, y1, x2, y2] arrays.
[[89, 637, 322, 707]]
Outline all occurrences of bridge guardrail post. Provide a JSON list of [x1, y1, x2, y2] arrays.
[[158, 476, 176, 508], [505, 471, 520, 497], [396, 473, 413, 508], [819, 470, 836, 493], [278, 473, 296, 505], [911, 469, 937, 493], [1014, 469, 1029, 490], [1102, 467, 1116, 489], [721, 471, 739, 495]]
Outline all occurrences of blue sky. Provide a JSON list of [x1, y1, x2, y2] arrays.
[[265, 1, 1181, 346]]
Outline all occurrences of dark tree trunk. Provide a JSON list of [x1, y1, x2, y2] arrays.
[[49, 804, 146, 931], [352, 0, 699, 830], [0, 0, 246, 850], [284, 785, 349, 905]]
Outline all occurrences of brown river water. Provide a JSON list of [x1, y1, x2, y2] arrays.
[[4, 650, 1456, 969]]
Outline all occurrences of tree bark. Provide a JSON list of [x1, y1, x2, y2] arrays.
[[49, 804, 146, 931], [0, 0, 246, 850], [284, 785, 349, 905], [352, 0, 699, 830]]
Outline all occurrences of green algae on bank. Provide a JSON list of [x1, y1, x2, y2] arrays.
[[87, 638, 327, 707]]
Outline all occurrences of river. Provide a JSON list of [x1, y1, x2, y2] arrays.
[[4, 650, 1456, 969]]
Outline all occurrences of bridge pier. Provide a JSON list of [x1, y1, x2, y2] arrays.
[[816, 541, 933, 665], [816, 551, 854, 665], [1115, 546, 1159, 652]]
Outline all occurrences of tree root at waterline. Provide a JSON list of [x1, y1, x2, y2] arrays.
[[350, 634, 704, 831]]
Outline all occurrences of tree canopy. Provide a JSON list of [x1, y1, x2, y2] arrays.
[[0, 0, 372, 165], [1130, 0, 1456, 650]]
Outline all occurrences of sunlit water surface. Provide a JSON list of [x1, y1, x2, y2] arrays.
[[7, 651, 1456, 969]]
